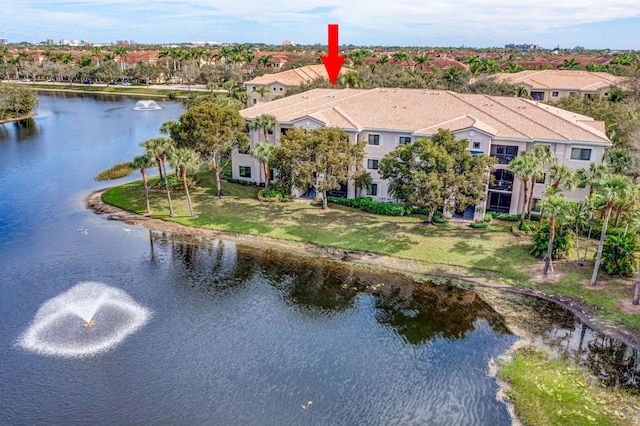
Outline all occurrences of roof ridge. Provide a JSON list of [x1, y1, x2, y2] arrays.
[[445, 92, 532, 139], [331, 105, 363, 130], [488, 96, 571, 140], [530, 101, 609, 141]]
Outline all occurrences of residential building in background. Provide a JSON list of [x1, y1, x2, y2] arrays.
[[495, 69, 628, 101], [243, 64, 352, 105]]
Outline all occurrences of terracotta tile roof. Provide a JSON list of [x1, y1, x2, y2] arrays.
[[495, 69, 626, 91], [240, 88, 610, 145], [244, 64, 352, 87]]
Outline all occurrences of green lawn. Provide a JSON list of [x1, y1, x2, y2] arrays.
[[499, 348, 640, 426], [103, 176, 535, 281]]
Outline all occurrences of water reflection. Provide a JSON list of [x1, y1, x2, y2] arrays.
[[495, 292, 640, 392]]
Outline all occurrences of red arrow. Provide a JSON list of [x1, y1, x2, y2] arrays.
[[321, 24, 345, 86]]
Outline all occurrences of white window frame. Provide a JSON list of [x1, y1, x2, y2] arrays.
[[239, 166, 252, 178], [367, 159, 379, 170], [368, 134, 380, 146], [551, 91, 560, 98], [366, 183, 378, 196]]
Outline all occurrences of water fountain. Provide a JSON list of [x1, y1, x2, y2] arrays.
[[17, 281, 151, 358], [133, 100, 162, 110]]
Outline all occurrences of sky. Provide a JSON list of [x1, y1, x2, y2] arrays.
[[2, 0, 640, 49]]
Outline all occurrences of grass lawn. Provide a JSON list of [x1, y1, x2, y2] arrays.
[[103, 175, 535, 281], [499, 347, 640, 426]]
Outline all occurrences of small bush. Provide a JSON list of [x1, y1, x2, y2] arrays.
[[94, 162, 133, 181], [432, 211, 450, 224], [602, 233, 637, 276], [470, 221, 490, 229], [224, 176, 262, 186], [156, 174, 191, 190], [257, 184, 294, 202], [484, 212, 493, 222], [519, 219, 538, 234], [530, 222, 574, 259], [494, 212, 521, 221], [327, 196, 406, 216]]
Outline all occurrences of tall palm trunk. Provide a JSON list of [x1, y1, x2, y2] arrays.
[[590, 203, 613, 286], [527, 180, 536, 219], [520, 180, 529, 226], [161, 157, 174, 217], [181, 168, 195, 218], [543, 216, 555, 275], [142, 168, 151, 214], [262, 160, 270, 192], [633, 269, 640, 305], [156, 158, 163, 180]]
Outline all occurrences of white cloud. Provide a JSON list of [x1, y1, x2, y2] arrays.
[[5, 0, 640, 45]]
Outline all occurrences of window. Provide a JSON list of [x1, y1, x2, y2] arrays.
[[252, 99, 257, 105], [368, 134, 380, 145], [487, 192, 512, 213], [251, 86, 256, 91], [490, 145, 518, 164], [399, 136, 411, 145], [570, 148, 592, 161], [239, 166, 252, 178], [281, 128, 290, 136], [530, 91, 544, 100], [472, 141, 481, 149], [366, 183, 378, 196], [490, 169, 514, 191], [279, 87, 283, 91], [551, 91, 560, 98], [367, 159, 379, 170], [569, 91, 577, 96]]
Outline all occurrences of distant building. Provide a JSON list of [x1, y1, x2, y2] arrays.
[[59, 39, 69, 45], [282, 40, 294, 47], [116, 40, 136, 46], [495, 69, 629, 101], [0, 38, 8, 45], [46, 39, 54, 45], [243, 64, 352, 105], [505, 43, 539, 51]]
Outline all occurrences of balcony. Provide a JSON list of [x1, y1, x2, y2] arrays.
[[489, 180, 513, 192]]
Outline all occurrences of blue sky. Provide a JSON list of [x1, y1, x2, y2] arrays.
[[2, 0, 640, 49]]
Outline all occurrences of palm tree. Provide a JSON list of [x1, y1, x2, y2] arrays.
[[142, 137, 175, 217], [249, 114, 278, 143], [91, 47, 102, 66], [549, 164, 576, 190], [130, 154, 155, 214], [114, 46, 128, 69], [253, 86, 268, 102], [562, 58, 581, 70], [590, 173, 635, 286], [169, 147, 201, 218], [526, 145, 556, 219], [509, 152, 537, 225], [257, 54, 272, 68], [539, 192, 570, 275], [249, 142, 274, 192], [392, 51, 408, 64]]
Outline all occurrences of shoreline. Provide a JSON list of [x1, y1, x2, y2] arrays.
[[85, 188, 640, 351], [0, 111, 36, 124]]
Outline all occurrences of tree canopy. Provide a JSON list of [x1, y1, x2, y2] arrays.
[[379, 129, 495, 222]]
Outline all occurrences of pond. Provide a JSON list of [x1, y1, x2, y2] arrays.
[[0, 92, 638, 425]]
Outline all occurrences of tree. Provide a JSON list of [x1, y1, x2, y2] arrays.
[[562, 58, 581, 70], [175, 103, 248, 197], [249, 142, 274, 192], [91, 47, 102, 66], [248, 114, 278, 143], [272, 127, 365, 209], [141, 137, 175, 217], [94, 60, 121, 85], [509, 152, 537, 225], [169, 147, 201, 218], [526, 144, 557, 218], [590, 172, 636, 286], [379, 129, 495, 222], [132, 62, 162, 86], [538, 193, 571, 275], [129, 154, 155, 214]]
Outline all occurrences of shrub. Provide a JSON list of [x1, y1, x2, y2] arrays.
[[470, 221, 490, 229], [94, 162, 133, 181], [602, 233, 637, 276], [257, 183, 294, 202], [327, 196, 406, 216], [494, 212, 521, 221], [484, 212, 493, 222], [156, 174, 191, 190], [530, 222, 574, 259], [432, 211, 450, 224], [519, 219, 538, 234]]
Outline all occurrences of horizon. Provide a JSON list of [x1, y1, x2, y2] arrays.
[[2, 1, 640, 50]]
